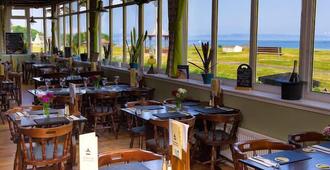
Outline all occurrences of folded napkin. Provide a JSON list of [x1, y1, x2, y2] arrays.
[[248, 156, 279, 168], [312, 145, 330, 154]]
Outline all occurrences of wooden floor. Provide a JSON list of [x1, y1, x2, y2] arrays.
[[0, 85, 234, 170]]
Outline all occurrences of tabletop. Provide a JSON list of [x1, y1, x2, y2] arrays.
[[32, 63, 57, 68], [121, 104, 238, 121], [28, 85, 153, 96], [240, 146, 330, 170], [99, 160, 163, 170], [32, 75, 83, 82], [8, 108, 87, 127]]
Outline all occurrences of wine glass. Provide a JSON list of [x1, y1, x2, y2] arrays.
[[45, 79, 51, 91], [83, 77, 89, 89], [102, 77, 108, 86], [114, 76, 120, 85], [60, 77, 66, 89]]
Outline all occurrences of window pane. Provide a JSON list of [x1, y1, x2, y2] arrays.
[[127, 5, 138, 60], [162, 0, 169, 71], [11, 19, 28, 45], [65, 16, 70, 47], [59, 5, 64, 15], [72, 1, 78, 13], [12, 9, 25, 16], [313, 0, 330, 94], [30, 8, 43, 18], [46, 19, 52, 52], [113, 8, 123, 62], [256, 0, 301, 86], [31, 19, 44, 53], [101, 12, 110, 59], [79, 0, 87, 11], [46, 7, 52, 18], [144, 2, 157, 66], [59, 17, 64, 50], [112, 0, 123, 5], [64, 3, 70, 15], [217, 0, 250, 79], [80, 13, 88, 53], [188, 0, 212, 75], [103, 0, 110, 6], [72, 15, 79, 55]]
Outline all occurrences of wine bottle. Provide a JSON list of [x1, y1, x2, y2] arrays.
[[289, 60, 300, 83]]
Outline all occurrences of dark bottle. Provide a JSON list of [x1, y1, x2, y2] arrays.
[[289, 60, 300, 83]]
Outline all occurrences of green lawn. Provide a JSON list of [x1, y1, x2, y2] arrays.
[[109, 46, 330, 93]]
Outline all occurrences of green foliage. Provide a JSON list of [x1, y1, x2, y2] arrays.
[[11, 25, 41, 43], [126, 27, 148, 64], [103, 43, 111, 60], [188, 42, 214, 74]]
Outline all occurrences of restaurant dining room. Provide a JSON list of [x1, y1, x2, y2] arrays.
[[0, 0, 330, 169]]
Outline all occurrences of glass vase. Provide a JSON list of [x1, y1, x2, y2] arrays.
[[43, 103, 50, 117], [175, 100, 182, 111]]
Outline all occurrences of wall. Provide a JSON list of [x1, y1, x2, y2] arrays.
[[99, 66, 330, 141]]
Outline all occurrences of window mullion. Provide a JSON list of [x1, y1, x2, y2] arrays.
[[249, 0, 258, 85]]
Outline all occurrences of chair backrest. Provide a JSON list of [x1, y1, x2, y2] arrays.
[[52, 95, 81, 115], [91, 92, 118, 113], [18, 123, 73, 167], [98, 149, 162, 167], [129, 88, 155, 101], [5, 108, 23, 142], [198, 113, 241, 144], [232, 139, 295, 170], [288, 131, 327, 148], [79, 71, 104, 78], [126, 100, 162, 108], [41, 72, 68, 80]]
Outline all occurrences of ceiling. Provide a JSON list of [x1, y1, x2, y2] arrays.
[[2, 0, 74, 7]]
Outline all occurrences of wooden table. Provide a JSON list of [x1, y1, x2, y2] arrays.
[[99, 160, 163, 170], [32, 75, 83, 88], [240, 147, 330, 170], [32, 63, 57, 76]]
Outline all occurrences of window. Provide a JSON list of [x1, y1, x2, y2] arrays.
[[313, 0, 330, 94], [30, 19, 44, 53], [112, 0, 123, 6], [72, 1, 78, 13], [46, 19, 52, 52], [256, 0, 301, 86], [218, 0, 250, 79], [11, 9, 25, 17], [59, 17, 64, 50], [79, 1, 87, 12], [113, 8, 123, 62], [188, 0, 212, 75], [79, 13, 88, 53], [72, 14, 79, 55], [127, 5, 138, 58], [65, 16, 70, 47], [162, 0, 169, 70], [144, 2, 157, 66], [30, 8, 43, 18], [11, 19, 28, 44], [100, 12, 110, 59]]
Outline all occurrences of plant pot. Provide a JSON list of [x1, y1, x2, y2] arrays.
[[202, 73, 214, 84], [281, 81, 303, 100], [129, 63, 139, 69], [103, 59, 110, 65], [90, 52, 99, 62], [80, 53, 88, 61]]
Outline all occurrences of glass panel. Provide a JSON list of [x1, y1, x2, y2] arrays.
[[46, 19, 52, 52], [31, 19, 44, 53], [103, 0, 110, 7], [30, 8, 43, 18], [12, 9, 25, 16], [100, 12, 110, 59], [127, 5, 138, 59], [72, 1, 78, 13], [144, 2, 157, 66], [65, 16, 70, 47], [79, 0, 87, 12], [112, 0, 123, 5], [72, 15, 79, 55], [188, 0, 212, 75], [59, 4, 64, 15], [313, 0, 330, 94], [64, 3, 70, 15], [10, 19, 28, 45], [45, 7, 52, 18], [256, 0, 301, 86], [113, 8, 123, 62], [59, 17, 64, 50], [217, 0, 250, 79], [79, 13, 88, 53], [162, 0, 169, 71]]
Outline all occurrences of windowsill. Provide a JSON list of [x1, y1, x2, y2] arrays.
[[75, 60, 330, 115]]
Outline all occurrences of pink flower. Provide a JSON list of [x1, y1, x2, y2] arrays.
[[323, 126, 330, 137], [37, 93, 54, 103]]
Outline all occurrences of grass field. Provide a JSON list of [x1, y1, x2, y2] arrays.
[[99, 45, 330, 93]]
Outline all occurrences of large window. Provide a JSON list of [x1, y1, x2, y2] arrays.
[[72, 14, 78, 55], [188, 0, 212, 75], [59, 17, 64, 50], [30, 19, 44, 53], [161, 0, 169, 70], [127, 5, 138, 59], [313, 0, 330, 94], [113, 8, 123, 62], [144, 2, 157, 65], [256, 0, 301, 85], [217, 0, 250, 79], [79, 13, 88, 53], [10, 19, 27, 43], [100, 11, 110, 59]]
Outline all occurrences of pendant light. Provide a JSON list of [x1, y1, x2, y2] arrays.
[[30, 9, 37, 23], [98, 0, 108, 13]]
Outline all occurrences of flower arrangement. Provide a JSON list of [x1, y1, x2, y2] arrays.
[[89, 75, 101, 88], [323, 125, 330, 139], [172, 88, 187, 110], [37, 93, 54, 117]]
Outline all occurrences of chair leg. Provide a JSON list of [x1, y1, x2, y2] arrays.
[[211, 146, 216, 170], [129, 133, 135, 148]]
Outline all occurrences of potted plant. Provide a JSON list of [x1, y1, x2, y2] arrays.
[[80, 53, 88, 62], [103, 43, 111, 65], [188, 42, 214, 84], [126, 28, 148, 69]]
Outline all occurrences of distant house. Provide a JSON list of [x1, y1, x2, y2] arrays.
[[222, 45, 243, 53]]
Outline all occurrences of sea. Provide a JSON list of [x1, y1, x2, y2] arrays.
[[112, 34, 330, 50]]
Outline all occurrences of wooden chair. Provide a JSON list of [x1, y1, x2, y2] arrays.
[[52, 95, 81, 115], [79, 71, 104, 78], [232, 139, 295, 170], [146, 116, 196, 158], [98, 149, 162, 167], [129, 88, 155, 101], [126, 100, 162, 148], [89, 92, 120, 138], [194, 113, 241, 170], [8, 72, 23, 105], [17, 123, 74, 170], [288, 131, 328, 149]]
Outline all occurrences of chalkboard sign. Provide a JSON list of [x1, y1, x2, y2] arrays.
[[6, 33, 25, 54], [236, 64, 252, 89]]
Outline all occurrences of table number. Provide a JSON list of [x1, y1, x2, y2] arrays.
[[169, 119, 189, 160], [79, 132, 98, 170]]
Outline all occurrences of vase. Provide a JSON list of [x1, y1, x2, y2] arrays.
[[129, 63, 139, 69], [175, 100, 182, 111], [43, 103, 50, 117], [202, 73, 214, 84]]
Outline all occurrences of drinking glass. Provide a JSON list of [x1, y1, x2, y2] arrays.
[[102, 77, 108, 86], [60, 78, 66, 89], [45, 79, 51, 91], [83, 77, 88, 89], [114, 76, 120, 85]]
